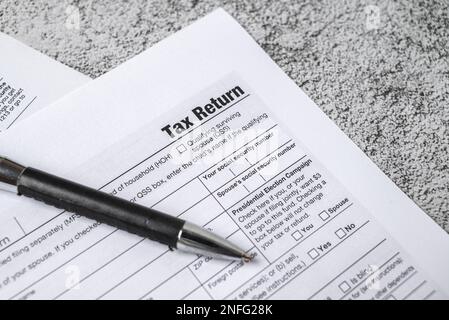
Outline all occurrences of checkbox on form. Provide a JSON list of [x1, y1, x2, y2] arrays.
[[335, 228, 346, 239], [338, 281, 351, 293], [319, 210, 330, 221], [307, 248, 319, 259], [176, 144, 187, 154], [291, 230, 303, 241]]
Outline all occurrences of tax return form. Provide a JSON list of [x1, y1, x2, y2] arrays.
[[0, 32, 90, 132], [0, 9, 448, 300]]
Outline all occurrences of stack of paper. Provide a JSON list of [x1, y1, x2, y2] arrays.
[[0, 9, 447, 300]]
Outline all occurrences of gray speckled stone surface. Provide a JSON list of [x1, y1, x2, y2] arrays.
[[1, 0, 448, 231]]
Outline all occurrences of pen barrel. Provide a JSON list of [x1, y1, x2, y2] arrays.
[[16, 168, 185, 248], [0, 157, 25, 193]]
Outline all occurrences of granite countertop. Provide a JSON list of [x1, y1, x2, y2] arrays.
[[1, 0, 447, 232]]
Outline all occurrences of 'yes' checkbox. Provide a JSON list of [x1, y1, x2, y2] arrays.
[[307, 248, 319, 259]]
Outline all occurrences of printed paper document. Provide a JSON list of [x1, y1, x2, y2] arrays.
[[0, 32, 90, 132], [0, 9, 448, 300]]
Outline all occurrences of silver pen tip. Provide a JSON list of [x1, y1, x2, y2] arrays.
[[242, 253, 253, 262], [177, 222, 253, 261]]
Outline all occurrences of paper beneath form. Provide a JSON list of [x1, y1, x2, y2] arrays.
[[0, 9, 448, 300], [0, 32, 91, 233], [0, 32, 90, 132]]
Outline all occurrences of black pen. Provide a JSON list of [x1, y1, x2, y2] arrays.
[[0, 157, 252, 261]]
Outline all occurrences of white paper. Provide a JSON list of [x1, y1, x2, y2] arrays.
[[0, 9, 448, 300], [0, 32, 90, 131]]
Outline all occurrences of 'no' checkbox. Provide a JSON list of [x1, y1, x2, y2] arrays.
[[335, 228, 346, 239], [176, 144, 187, 154]]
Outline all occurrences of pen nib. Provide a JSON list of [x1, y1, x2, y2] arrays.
[[242, 253, 253, 263], [177, 222, 253, 261]]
